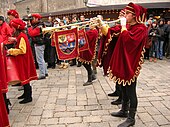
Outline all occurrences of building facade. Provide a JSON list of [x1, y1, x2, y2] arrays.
[[13, 0, 170, 20]]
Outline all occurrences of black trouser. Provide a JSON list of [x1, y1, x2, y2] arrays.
[[144, 48, 150, 59], [83, 63, 92, 76], [121, 79, 137, 109], [115, 82, 122, 95], [3, 93, 10, 114]]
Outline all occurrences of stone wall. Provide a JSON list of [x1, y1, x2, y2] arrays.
[[15, 0, 85, 17]]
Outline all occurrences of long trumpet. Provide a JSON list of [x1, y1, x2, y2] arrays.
[[42, 18, 120, 34]]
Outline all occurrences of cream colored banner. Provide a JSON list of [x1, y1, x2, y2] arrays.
[[87, 0, 170, 6]]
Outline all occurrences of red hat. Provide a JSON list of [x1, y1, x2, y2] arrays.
[[7, 10, 19, 18], [10, 18, 26, 30], [31, 13, 42, 19], [125, 2, 147, 23]]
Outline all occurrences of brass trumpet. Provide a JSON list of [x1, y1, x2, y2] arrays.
[[42, 18, 120, 34]]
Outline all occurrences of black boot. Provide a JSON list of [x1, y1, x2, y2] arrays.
[[18, 86, 25, 99], [111, 97, 122, 105], [19, 84, 32, 104], [118, 108, 136, 127], [83, 75, 92, 86], [77, 61, 82, 67], [108, 83, 121, 97], [3, 93, 11, 114], [92, 72, 97, 81], [111, 102, 129, 118], [108, 91, 119, 97], [111, 92, 122, 105]]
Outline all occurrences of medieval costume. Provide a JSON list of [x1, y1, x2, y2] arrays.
[[78, 27, 98, 86], [100, 2, 147, 127], [0, 39, 10, 127], [0, 16, 13, 114], [8, 18, 37, 104]]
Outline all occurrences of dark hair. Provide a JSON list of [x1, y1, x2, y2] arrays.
[[13, 29, 26, 37], [0, 16, 4, 22]]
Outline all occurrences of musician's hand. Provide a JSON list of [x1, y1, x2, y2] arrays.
[[118, 9, 125, 19], [97, 18, 104, 28], [8, 37, 17, 42], [120, 17, 126, 27]]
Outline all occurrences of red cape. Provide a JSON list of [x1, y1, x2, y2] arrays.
[[0, 44, 10, 127], [97, 25, 121, 75], [78, 29, 98, 63], [0, 22, 12, 44], [0, 43, 8, 93], [13, 32, 37, 85], [108, 23, 147, 85]]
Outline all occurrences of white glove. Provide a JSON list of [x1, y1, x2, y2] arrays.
[[120, 17, 126, 26]]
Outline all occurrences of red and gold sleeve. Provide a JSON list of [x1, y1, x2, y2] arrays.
[[8, 37, 26, 56]]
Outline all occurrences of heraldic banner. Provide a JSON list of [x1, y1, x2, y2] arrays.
[[78, 29, 89, 52], [53, 28, 79, 60]]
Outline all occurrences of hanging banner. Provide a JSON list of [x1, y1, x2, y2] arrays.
[[78, 29, 89, 52], [52, 28, 79, 60]]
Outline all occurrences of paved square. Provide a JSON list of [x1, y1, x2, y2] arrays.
[[9, 59, 170, 127]]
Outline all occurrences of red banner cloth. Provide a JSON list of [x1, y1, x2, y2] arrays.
[[52, 28, 79, 60], [78, 29, 98, 63], [78, 29, 89, 52]]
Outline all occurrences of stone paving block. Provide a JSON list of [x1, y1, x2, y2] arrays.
[[31, 108, 43, 116], [14, 113, 29, 122], [57, 99, 66, 105], [137, 107, 146, 113], [76, 111, 91, 117], [77, 100, 87, 105], [151, 101, 165, 109], [44, 104, 55, 110], [87, 99, 98, 105], [55, 105, 66, 112], [47, 96, 57, 103], [67, 106, 85, 111], [11, 122, 25, 127], [40, 118, 59, 125], [59, 117, 82, 124], [26, 116, 41, 125], [145, 107, 161, 115], [42, 110, 54, 118], [67, 123, 89, 127], [85, 105, 102, 111], [91, 110, 109, 116], [47, 125, 66, 127], [102, 115, 120, 122], [90, 122, 110, 127], [152, 115, 169, 126], [138, 112, 154, 123], [54, 111, 75, 117], [83, 115, 102, 123], [66, 100, 77, 106], [67, 94, 77, 100], [144, 122, 160, 127], [157, 107, 170, 116]]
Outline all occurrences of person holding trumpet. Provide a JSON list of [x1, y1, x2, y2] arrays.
[[98, 2, 147, 127]]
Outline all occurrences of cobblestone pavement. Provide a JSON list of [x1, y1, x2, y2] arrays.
[[8, 59, 170, 127]]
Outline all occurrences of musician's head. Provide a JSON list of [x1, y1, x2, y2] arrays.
[[80, 15, 85, 22], [28, 13, 42, 25], [7, 9, 19, 21], [0, 16, 5, 25], [10, 18, 26, 36], [59, 20, 65, 26], [125, 2, 147, 25], [97, 15, 103, 21], [72, 14, 78, 23]]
